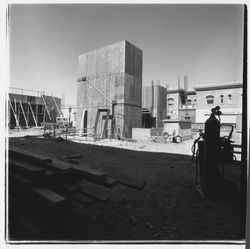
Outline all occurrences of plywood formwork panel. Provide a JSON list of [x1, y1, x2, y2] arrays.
[[124, 74, 142, 107], [77, 40, 142, 138], [125, 41, 143, 79]]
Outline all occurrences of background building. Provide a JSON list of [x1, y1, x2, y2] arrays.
[[194, 82, 242, 124], [76, 40, 142, 138], [165, 81, 242, 129], [142, 80, 166, 128]]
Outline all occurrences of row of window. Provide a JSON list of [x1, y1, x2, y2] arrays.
[[167, 93, 242, 106], [206, 94, 232, 105], [167, 97, 196, 106]]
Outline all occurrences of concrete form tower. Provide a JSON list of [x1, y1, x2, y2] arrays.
[[76, 40, 143, 138]]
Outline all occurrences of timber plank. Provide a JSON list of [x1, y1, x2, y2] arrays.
[[102, 177, 118, 188], [112, 173, 146, 190], [9, 159, 45, 177], [64, 155, 82, 159], [9, 146, 52, 164], [77, 180, 110, 202], [56, 182, 81, 194], [32, 187, 67, 207], [72, 165, 107, 181], [48, 159, 73, 173], [90, 176, 118, 188], [71, 192, 96, 205]]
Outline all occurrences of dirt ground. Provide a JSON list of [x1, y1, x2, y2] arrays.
[[7, 134, 243, 242]]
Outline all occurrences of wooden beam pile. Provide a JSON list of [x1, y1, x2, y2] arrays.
[[8, 146, 119, 213]]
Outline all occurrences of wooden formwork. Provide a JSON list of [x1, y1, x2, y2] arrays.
[[77, 40, 142, 138], [8, 93, 61, 129]]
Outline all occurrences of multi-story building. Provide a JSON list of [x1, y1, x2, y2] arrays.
[[164, 81, 242, 130], [193, 82, 242, 124], [166, 88, 196, 122]]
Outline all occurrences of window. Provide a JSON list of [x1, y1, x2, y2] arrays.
[[206, 95, 214, 105], [168, 98, 174, 106], [220, 95, 224, 104], [228, 94, 232, 104]]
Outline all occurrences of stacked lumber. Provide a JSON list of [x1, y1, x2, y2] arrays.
[[8, 146, 146, 239], [8, 147, 118, 214], [9, 146, 146, 211]]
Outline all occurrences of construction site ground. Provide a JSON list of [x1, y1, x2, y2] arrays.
[[8, 129, 242, 241]]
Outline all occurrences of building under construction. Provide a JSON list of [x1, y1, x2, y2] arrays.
[[76, 40, 142, 138], [8, 89, 61, 129]]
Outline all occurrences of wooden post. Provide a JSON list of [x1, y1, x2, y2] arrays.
[[41, 95, 52, 121], [8, 99, 20, 129], [178, 76, 180, 120], [102, 109, 110, 139], [19, 100, 29, 128], [43, 105, 45, 122], [26, 102, 30, 126], [36, 103, 38, 125], [28, 101, 38, 127], [17, 101, 20, 127]]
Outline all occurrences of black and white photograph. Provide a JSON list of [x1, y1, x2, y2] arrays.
[[4, 1, 249, 246]]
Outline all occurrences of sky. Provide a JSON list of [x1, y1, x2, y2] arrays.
[[9, 4, 244, 105]]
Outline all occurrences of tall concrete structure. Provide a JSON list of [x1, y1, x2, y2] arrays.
[[142, 81, 166, 128], [77, 40, 142, 138]]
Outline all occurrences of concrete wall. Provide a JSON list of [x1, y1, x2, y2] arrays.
[[132, 127, 163, 140], [142, 83, 166, 127], [132, 128, 151, 140], [77, 40, 142, 138]]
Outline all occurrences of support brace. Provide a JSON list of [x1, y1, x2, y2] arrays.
[[8, 99, 20, 129], [28, 101, 38, 127], [19, 100, 29, 128]]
